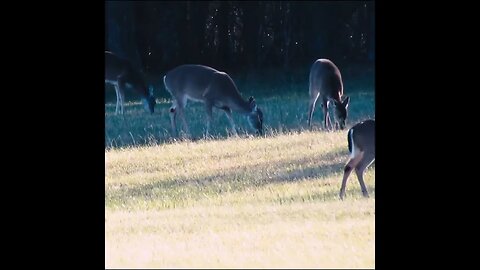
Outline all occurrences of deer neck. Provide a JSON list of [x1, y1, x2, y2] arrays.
[[227, 96, 253, 115]]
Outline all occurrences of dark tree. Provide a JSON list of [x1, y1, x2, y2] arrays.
[[105, 0, 375, 95]]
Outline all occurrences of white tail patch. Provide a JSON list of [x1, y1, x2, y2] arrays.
[[349, 128, 356, 159]]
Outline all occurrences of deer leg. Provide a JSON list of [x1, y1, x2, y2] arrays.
[[321, 99, 330, 131], [339, 151, 364, 200], [169, 101, 178, 137], [223, 108, 238, 137], [355, 153, 375, 198], [114, 84, 121, 114], [326, 101, 333, 130], [117, 77, 127, 115], [119, 90, 125, 115], [176, 99, 190, 137], [308, 92, 320, 128]]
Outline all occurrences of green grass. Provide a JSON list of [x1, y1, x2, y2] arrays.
[[105, 80, 375, 268], [105, 81, 374, 148]]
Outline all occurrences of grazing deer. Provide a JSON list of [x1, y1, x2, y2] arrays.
[[104, 51, 155, 114], [163, 64, 263, 137], [339, 119, 375, 200], [307, 59, 350, 130]]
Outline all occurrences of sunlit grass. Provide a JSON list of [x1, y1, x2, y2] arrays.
[[105, 131, 375, 268]]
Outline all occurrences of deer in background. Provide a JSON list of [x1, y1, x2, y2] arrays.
[[339, 119, 375, 200], [105, 51, 155, 114], [163, 64, 263, 137], [307, 59, 350, 130]]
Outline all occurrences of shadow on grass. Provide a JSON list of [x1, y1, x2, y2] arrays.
[[106, 147, 375, 208]]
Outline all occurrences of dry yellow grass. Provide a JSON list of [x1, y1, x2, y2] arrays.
[[105, 131, 375, 268]]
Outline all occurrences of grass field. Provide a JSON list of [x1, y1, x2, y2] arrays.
[[105, 81, 375, 268], [105, 81, 375, 148]]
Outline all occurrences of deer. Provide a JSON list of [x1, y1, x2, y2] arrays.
[[104, 51, 155, 115], [163, 64, 263, 137], [307, 59, 350, 130], [339, 119, 375, 200]]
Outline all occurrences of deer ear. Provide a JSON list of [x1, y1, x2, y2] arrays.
[[342, 96, 350, 108]]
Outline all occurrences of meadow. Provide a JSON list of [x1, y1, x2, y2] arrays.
[[105, 73, 375, 268], [105, 69, 374, 147]]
